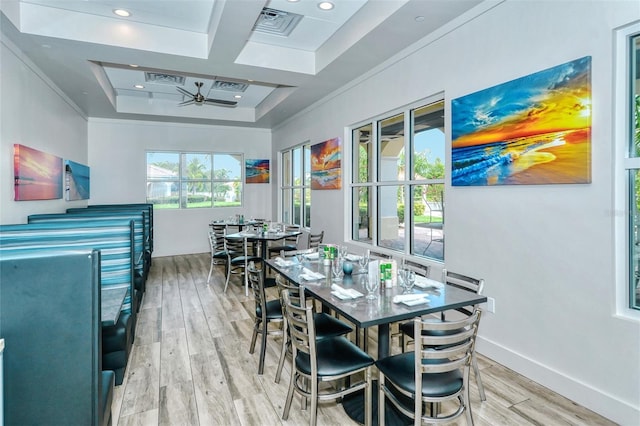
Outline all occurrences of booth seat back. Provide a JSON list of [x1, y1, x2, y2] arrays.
[[0, 249, 104, 425], [85, 203, 154, 253], [0, 220, 135, 314], [29, 211, 146, 279]]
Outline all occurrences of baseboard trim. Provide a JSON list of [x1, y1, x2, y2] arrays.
[[476, 336, 640, 426]]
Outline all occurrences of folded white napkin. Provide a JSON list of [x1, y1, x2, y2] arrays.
[[413, 276, 444, 289], [392, 294, 429, 305], [274, 257, 294, 267], [345, 254, 361, 262], [330, 284, 364, 299], [304, 252, 320, 260], [300, 267, 325, 280]]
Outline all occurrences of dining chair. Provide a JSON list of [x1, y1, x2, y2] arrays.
[[207, 230, 228, 284], [307, 230, 324, 250], [224, 233, 262, 294], [273, 273, 353, 384], [281, 288, 374, 426], [368, 249, 391, 261], [247, 262, 284, 375], [399, 268, 487, 401], [377, 309, 482, 426], [267, 224, 301, 258]]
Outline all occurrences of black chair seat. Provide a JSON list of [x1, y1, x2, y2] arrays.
[[295, 336, 374, 377], [213, 250, 227, 259], [264, 276, 277, 288], [230, 255, 262, 266], [268, 244, 297, 255], [400, 318, 460, 339], [376, 352, 463, 398], [314, 312, 353, 339], [256, 299, 283, 320]]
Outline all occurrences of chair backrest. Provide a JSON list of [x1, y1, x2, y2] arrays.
[[224, 234, 246, 256], [414, 309, 481, 381], [403, 259, 430, 277], [284, 224, 301, 244], [210, 223, 227, 250], [308, 230, 324, 249], [248, 262, 267, 320], [282, 288, 316, 363], [368, 249, 391, 260], [208, 231, 217, 254], [442, 268, 484, 316], [280, 248, 317, 259]]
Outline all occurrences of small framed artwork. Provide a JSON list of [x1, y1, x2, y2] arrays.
[[451, 56, 592, 186], [246, 159, 270, 183], [14, 144, 63, 201], [311, 137, 341, 190], [65, 160, 91, 200]]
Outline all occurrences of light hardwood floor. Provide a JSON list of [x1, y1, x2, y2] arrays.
[[112, 254, 616, 426]]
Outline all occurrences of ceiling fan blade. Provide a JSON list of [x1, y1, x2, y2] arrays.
[[204, 98, 238, 107], [176, 87, 195, 97], [178, 99, 195, 106]]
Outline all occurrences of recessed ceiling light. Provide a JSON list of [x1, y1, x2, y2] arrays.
[[318, 2, 334, 10], [134, 84, 144, 89], [415, 16, 425, 22], [129, 64, 139, 68], [287, 0, 300, 2], [113, 9, 131, 17], [234, 95, 242, 99]]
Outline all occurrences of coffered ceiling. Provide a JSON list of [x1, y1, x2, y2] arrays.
[[1, 0, 483, 128]]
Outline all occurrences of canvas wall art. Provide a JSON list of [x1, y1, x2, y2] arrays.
[[311, 137, 341, 190], [65, 160, 91, 200], [245, 159, 270, 183], [14, 144, 63, 201], [451, 56, 592, 186]]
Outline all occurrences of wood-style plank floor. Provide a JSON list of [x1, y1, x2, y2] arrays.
[[111, 254, 616, 426]]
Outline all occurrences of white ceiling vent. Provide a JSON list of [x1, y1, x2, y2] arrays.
[[213, 80, 248, 92], [253, 8, 303, 36], [144, 72, 186, 85]]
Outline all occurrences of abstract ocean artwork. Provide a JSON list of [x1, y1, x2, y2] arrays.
[[14, 144, 63, 201], [311, 137, 341, 190], [65, 160, 90, 200], [451, 56, 592, 186], [245, 159, 270, 183]]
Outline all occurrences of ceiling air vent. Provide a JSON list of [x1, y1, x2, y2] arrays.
[[144, 72, 185, 85], [212, 80, 248, 92], [253, 7, 303, 36]]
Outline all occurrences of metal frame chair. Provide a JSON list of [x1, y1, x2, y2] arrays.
[[268, 224, 301, 258], [307, 230, 324, 250], [207, 229, 228, 284], [224, 233, 262, 294], [281, 288, 374, 426], [377, 310, 482, 425], [247, 262, 284, 375]]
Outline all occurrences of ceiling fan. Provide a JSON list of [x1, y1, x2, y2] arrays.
[[176, 82, 237, 107]]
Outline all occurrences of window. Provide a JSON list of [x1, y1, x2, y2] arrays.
[[146, 151, 242, 209], [351, 98, 446, 262], [281, 144, 311, 226], [626, 30, 640, 310]]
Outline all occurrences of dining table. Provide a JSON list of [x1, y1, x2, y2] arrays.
[[266, 254, 487, 426], [101, 286, 128, 327]]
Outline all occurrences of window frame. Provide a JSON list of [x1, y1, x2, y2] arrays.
[[280, 142, 312, 227], [614, 21, 640, 319], [349, 95, 446, 262], [145, 150, 243, 209]]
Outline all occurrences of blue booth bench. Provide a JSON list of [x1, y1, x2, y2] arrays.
[[0, 220, 136, 385], [30, 210, 148, 306], [0, 249, 114, 426]]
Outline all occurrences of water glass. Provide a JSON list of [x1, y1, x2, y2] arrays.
[[332, 258, 344, 281], [398, 268, 408, 293], [295, 253, 304, 269], [364, 273, 379, 299], [405, 270, 416, 293], [358, 254, 370, 273]]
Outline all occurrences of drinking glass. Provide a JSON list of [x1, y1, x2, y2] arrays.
[[398, 268, 408, 293], [339, 245, 348, 260], [332, 258, 344, 281], [295, 253, 304, 269], [364, 273, 379, 300], [405, 270, 416, 293], [358, 254, 370, 274]]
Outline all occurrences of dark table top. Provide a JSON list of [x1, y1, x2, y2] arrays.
[[226, 229, 302, 242], [266, 257, 486, 330], [101, 286, 127, 326]]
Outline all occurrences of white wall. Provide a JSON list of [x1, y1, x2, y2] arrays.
[[0, 38, 88, 224], [272, 1, 640, 424], [88, 119, 272, 257]]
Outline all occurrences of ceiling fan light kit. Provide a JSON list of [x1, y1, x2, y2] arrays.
[[176, 82, 237, 108]]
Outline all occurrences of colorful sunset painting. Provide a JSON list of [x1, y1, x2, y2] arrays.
[[245, 159, 270, 183], [311, 137, 341, 190], [65, 160, 91, 200], [451, 56, 592, 186], [14, 144, 63, 201]]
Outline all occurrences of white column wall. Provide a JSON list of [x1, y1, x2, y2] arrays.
[[271, 1, 640, 424], [88, 119, 272, 257]]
